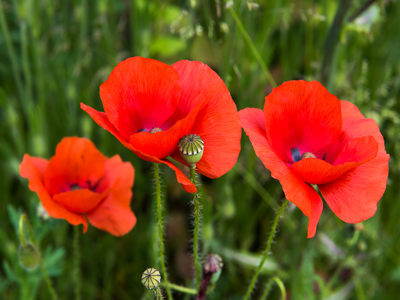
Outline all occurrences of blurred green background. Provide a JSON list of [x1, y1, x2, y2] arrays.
[[1, 0, 400, 299]]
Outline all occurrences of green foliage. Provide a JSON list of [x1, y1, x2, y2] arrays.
[[1, 0, 399, 299]]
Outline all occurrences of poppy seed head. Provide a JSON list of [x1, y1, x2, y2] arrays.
[[141, 267, 161, 290], [178, 134, 204, 166]]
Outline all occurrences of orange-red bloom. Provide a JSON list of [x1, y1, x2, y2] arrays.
[[20, 137, 136, 236], [240, 80, 389, 238], [81, 57, 241, 193]]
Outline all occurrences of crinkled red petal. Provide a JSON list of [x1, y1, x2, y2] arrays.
[[319, 101, 389, 223], [128, 98, 206, 159], [19, 154, 88, 232], [171, 60, 242, 178], [86, 156, 136, 236], [99, 57, 181, 136], [44, 137, 106, 196], [240, 108, 322, 238], [291, 136, 378, 185], [53, 189, 105, 214], [81, 103, 196, 192], [265, 81, 342, 163]]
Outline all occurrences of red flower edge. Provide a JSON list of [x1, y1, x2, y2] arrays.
[[81, 57, 241, 193], [239, 81, 389, 238], [20, 137, 137, 236]]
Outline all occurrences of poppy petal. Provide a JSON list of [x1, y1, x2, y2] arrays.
[[19, 154, 88, 231], [319, 102, 389, 223], [97, 155, 135, 191], [319, 153, 389, 223], [53, 189, 105, 214], [81, 103, 196, 192], [81, 103, 160, 163], [99, 57, 181, 136], [239, 108, 322, 238], [341, 100, 386, 154], [265, 81, 342, 163], [85, 156, 135, 236], [44, 137, 106, 196], [86, 188, 137, 236], [161, 159, 197, 193], [128, 99, 206, 159], [172, 60, 242, 178], [291, 136, 378, 185]]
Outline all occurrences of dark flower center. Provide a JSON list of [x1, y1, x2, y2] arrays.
[[291, 148, 317, 163], [137, 127, 163, 133], [67, 180, 100, 192], [291, 148, 301, 162]]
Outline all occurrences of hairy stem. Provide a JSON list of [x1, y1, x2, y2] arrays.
[[243, 199, 289, 300], [164, 282, 197, 295], [190, 165, 201, 288], [154, 163, 173, 300]]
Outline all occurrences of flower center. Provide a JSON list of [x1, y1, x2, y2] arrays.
[[137, 127, 163, 133], [149, 127, 162, 133], [291, 148, 316, 163], [67, 180, 100, 192]]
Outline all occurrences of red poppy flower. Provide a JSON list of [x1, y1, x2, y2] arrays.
[[81, 57, 241, 193], [19, 137, 136, 236], [239, 80, 389, 238]]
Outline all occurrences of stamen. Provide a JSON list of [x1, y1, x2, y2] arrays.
[[291, 148, 301, 162], [149, 127, 162, 133], [301, 152, 316, 159]]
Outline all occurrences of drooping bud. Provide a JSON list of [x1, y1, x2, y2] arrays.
[[178, 134, 204, 166], [301, 152, 316, 159], [141, 267, 161, 290], [18, 243, 40, 271], [197, 254, 223, 300], [203, 254, 223, 284]]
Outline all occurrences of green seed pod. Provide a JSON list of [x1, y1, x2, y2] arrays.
[[178, 134, 204, 165], [141, 267, 161, 290], [18, 243, 40, 271]]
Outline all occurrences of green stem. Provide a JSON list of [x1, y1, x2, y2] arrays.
[[260, 276, 286, 300], [320, 0, 353, 85], [155, 288, 163, 300], [190, 165, 201, 288], [73, 226, 82, 300], [19, 214, 27, 247], [243, 199, 289, 300], [153, 163, 173, 300], [164, 282, 197, 295], [228, 5, 277, 88], [0, 0, 25, 104], [20, 214, 58, 300]]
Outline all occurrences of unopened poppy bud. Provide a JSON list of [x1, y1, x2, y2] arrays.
[[203, 253, 223, 277], [18, 243, 40, 271], [198, 254, 224, 300], [178, 134, 204, 166], [301, 152, 316, 159], [141, 267, 161, 290]]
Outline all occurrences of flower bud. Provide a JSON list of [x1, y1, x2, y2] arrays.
[[178, 134, 204, 166], [141, 267, 161, 290], [18, 243, 40, 271], [203, 253, 223, 277]]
